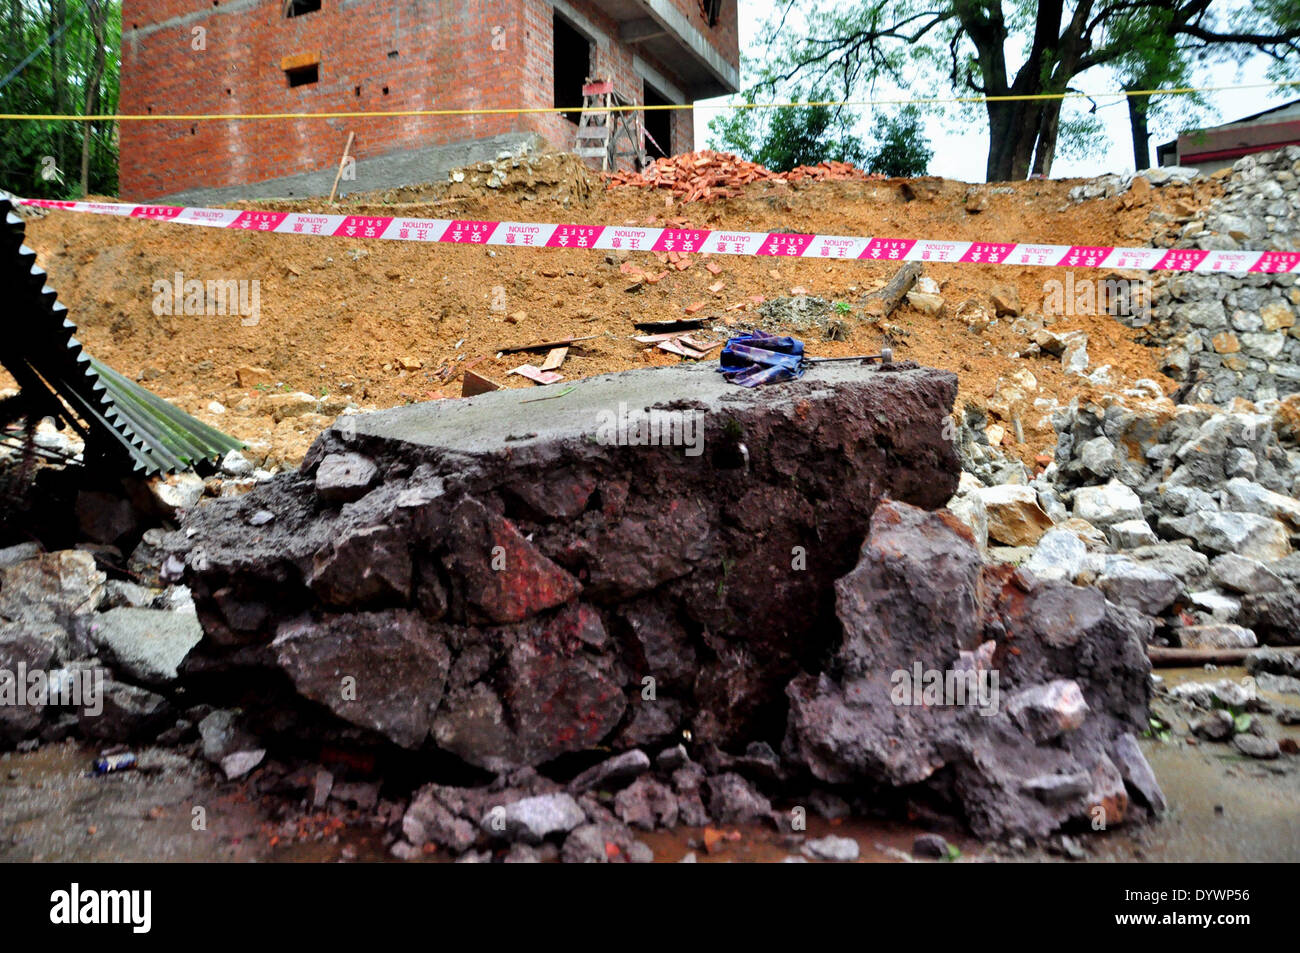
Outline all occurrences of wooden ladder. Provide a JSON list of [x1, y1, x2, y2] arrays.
[[573, 79, 647, 172]]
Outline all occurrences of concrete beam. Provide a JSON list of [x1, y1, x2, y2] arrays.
[[620, 17, 668, 44], [632, 0, 739, 95]]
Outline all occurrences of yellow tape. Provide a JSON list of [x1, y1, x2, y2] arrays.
[[0, 79, 1296, 122]]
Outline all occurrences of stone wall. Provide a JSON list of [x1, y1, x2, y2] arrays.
[[1144, 147, 1300, 403]]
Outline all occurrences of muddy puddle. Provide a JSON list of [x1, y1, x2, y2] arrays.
[[2, 664, 1295, 863]]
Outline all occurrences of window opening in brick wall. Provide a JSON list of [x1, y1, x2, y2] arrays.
[[285, 0, 321, 17], [701, 0, 722, 27], [286, 63, 318, 87], [643, 82, 672, 158], [553, 12, 591, 125]]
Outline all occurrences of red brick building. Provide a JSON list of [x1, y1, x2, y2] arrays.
[[119, 0, 739, 202]]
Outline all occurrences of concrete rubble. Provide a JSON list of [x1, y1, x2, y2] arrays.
[[7, 147, 1300, 862], [0, 355, 1172, 859]]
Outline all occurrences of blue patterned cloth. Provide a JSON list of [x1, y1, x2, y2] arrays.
[[717, 331, 806, 387]]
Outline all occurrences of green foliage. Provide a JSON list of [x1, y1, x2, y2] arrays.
[[730, 1, 1300, 180], [0, 0, 120, 198], [709, 88, 867, 171], [864, 105, 931, 177]]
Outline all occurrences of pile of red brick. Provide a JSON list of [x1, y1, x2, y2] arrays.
[[604, 150, 883, 203]]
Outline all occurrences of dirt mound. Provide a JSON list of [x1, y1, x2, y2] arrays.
[[14, 154, 1219, 470], [338, 152, 598, 209], [605, 149, 885, 203]]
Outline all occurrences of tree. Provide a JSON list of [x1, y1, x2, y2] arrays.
[[0, 0, 120, 198], [747, 1, 1300, 181], [865, 105, 932, 176], [709, 88, 868, 171]]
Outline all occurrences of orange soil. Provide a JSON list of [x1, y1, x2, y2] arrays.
[[15, 157, 1216, 469]]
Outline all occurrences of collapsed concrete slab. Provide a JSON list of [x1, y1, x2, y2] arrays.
[[175, 361, 959, 771]]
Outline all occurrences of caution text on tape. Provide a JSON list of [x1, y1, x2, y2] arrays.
[[18, 198, 1300, 274]]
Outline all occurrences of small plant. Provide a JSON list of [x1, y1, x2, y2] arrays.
[[1144, 716, 1172, 743], [833, 300, 852, 316]]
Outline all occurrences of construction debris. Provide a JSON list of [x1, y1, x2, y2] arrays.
[[862, 262, 924, 320], [539, 347, 568, 372], [461, 369, 503, 397], [604, 150, 885, 203], [497, 335, 597, 355], [507, 364, 564, 385]]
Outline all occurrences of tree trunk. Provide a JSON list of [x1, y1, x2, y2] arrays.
[[80, 0, 106, 196], [1127, 92, 1151, 171], [1030, 99, 1063, 177], [985, 99, 1041, 181], [48, 0, 68, 180]]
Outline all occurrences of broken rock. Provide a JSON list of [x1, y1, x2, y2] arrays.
[[978, 484, 1055, 546]]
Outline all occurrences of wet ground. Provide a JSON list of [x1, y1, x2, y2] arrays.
[[1, 665, 1295, 864]]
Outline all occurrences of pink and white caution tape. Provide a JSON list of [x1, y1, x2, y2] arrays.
[[19, 198, 1300, 274]]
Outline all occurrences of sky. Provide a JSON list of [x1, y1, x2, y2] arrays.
[[691, 1, 1293, 182]]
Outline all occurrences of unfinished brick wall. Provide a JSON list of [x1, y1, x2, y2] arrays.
[[120, 0, 738, 200]]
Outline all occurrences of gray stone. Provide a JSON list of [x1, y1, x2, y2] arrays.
[[706, 772, 772, 824], [314, 452, 378, 504], [1233, 734, 1280, 759], [1256, 672, 1300, 696], [946, 490, 988, 552], [912, 833, 952, 859], [1189, 590, 1241, 622], [1191, 710, 1235, 741], [1157, 485, 1219, 518], [613, 777, 679, 830], [1245, 646, 1300, 679], [1021, 772, 1092, 802], [1210, 554, 1285, 594], [1004, 679, 1090, 742], [1077, 436, 1117, 479], [197, 709, 257, 763], [102, 580, 158, 609], [87, 607, 203, 685], [150, 473, 204, 514], [1170, 677, 1256, 710], [1225, 447, 1258, 480], [567, 749, 651, 794], [0, 542, 42, 568], [1221, 478, 1300, 530], [1130, 544, 1211, 589], [1024, 529, 1089, 582], [221, 749, 266, 779], [1099, 566, 1181, 616], [220, 450, 254, 477], [1112, 733, 1166, 814], [1073, 480, 1144, 527], [1162, 511, 1291, 561], [1108, 519, 1160, 550], [801, 835, 860, 862], [481, 793, 586, 844], [1179, 624, 1257, 649], [0, 550, 105, 631]]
